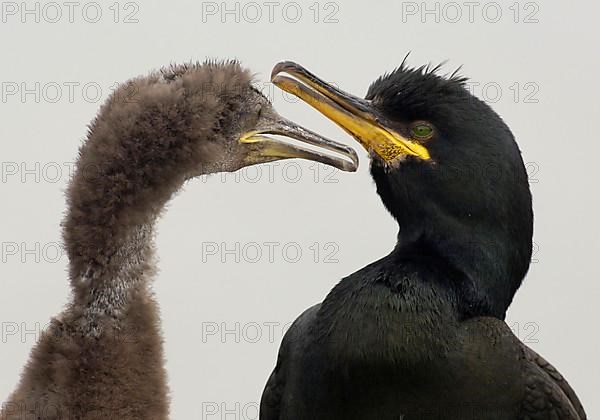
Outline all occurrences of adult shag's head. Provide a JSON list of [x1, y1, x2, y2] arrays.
[[271, 60, 533, 319]]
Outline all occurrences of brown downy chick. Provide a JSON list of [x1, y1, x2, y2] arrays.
[[1, 60, 357, 420]]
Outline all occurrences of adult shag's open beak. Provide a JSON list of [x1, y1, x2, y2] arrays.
[[240, 112, 358, 172], [270, 61, 430, 163]]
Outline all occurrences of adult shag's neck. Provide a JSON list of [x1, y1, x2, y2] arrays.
[[394, 226, 522, 320]]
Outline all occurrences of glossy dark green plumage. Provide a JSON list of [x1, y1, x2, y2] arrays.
[[260, 62, 586, 419]]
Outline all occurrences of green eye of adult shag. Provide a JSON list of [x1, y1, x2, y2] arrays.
[[411, 123, 433, 139]]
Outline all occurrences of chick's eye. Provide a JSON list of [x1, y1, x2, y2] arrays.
[[245, 105, 262, 126], [411, 122, 434, 139]]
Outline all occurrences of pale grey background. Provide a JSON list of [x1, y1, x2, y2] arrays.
[[1, 0, 598, 418]]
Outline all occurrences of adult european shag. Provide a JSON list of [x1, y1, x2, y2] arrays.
[[260, 60, 586, 419], [0, 61, 357, 420]]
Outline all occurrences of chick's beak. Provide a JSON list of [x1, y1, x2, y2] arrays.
[[239, 112, 358, 172]]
